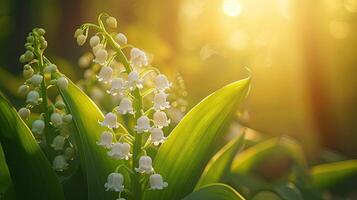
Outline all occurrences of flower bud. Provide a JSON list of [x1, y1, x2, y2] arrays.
[[18, 107, 31, 119], [44, 64, 57, 74], [24, 50, 34, 62], [32, 119, 45, 134], [106, 16, 117, 28], [57, 77, 69, 90], [115, 33, 127, 45], [26, 90, 41, 105], [89, 35, 100, 47], [55, 100, 66, 109], [53, 155, 68, 171], [19, 54, 26, 63], [51, 113, 63, 127], [26, 36, 34, 43], [51, 135, 66, 150], [18, 84, 29, 96], [62, 114, 72, 123], [41, 40, 48, 49], [77, 34, 86, 46], [23, 64, 34, 78], [29, 74, 43, 86], [64, 147, 75, 160], [36, 28, 46, 35], [149, 174, 168, 190], [104, 173, 124, 192], [74, 28, 83, 38]]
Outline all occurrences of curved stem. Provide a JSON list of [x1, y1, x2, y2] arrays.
[[103, 30, 144, 199]]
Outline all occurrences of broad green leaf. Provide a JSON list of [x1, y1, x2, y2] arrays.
[[195, 133, 245, 189], [0, 144, 15, 200], [55, 74, 129, 200], [231, 137, 306, 174], [0, 93, 65, 200], [310, 159, 357, 190], [252, 191, 282, 200], [183, 183, 246, 200], [274, 183, 303, 200], [143, 78, 251, 200]]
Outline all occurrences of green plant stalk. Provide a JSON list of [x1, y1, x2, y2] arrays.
[[105, 32, 144, 199], [37, 50, 51, 147]]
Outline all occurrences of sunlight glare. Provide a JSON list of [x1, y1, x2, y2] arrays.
[[222, 0, 242, 17]]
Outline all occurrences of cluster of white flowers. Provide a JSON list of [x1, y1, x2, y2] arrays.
[[75, 13, 171, 199], [18, 28, 74, 172]]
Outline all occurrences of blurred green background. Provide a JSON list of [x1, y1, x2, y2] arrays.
[[1, 0, 357, 161]]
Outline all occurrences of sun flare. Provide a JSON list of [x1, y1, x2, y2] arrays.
[[222, 0, 243, 17]]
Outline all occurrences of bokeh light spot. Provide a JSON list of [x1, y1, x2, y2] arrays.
[[222, 0, 243, 17], [344, 0, 357, 12], [329, 20, 350, 39]]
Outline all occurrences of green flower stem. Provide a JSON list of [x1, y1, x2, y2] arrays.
[[37, 51, 51, 147], [103, 31, 144, 199]]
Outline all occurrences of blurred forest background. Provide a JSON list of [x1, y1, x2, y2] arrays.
[[0, 0, 356, 162]]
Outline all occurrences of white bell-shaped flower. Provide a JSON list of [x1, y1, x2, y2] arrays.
[[18, 84, 29, 96], [97, 66, 113, 83], [150, 128, 167, 146], [99, 112, 118, 128], [149, 174, 168, 190], [115, 33, 127, 45], [107, 142, 132, 160], [57, 77, 69, 90], [130, 48, 148, 68], [26, 90, 41, 105], [104, 173, 124, 192], [30, 74, 43, 86], [153, 92, 170, 110], [135, 156, 154, 174], [18, 107, 31, 119], [53, 155, 69, 171], [107, 78, 125, 96], [96, 131, 113, 148], [93, 48, 108, 65], [32, 119, 45, 134], [51, 135, 66, 150], [153, 111, 170, 128], [155, 74, 171, 91], [134, 115, 151, 133], [116, 97, 134, 115], [51, 113, 63, 127], [106, 16, 117, 28], [92, 44, 104, 55], [127, 70, 143, 90], [89, 35, 100, 47]]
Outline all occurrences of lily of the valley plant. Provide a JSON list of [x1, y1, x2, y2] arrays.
[[73, 13, 171, 199]]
